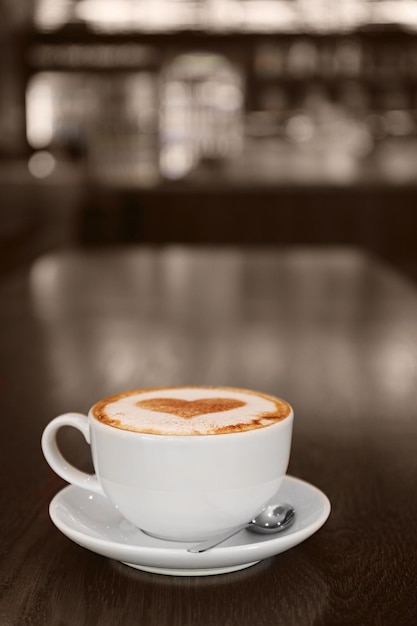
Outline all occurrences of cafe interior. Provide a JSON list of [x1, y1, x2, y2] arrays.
[[1, 0, 417, 279], [2, 2, 417, 621]]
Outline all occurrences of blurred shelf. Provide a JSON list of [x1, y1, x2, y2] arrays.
[[27, 22, 417, 42], [16, 8, 417, 195]]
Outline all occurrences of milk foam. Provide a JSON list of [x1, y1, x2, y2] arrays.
[[92, 386, 291, 435]]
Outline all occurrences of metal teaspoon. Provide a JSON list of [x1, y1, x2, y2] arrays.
[[188, 503, 295, 553]]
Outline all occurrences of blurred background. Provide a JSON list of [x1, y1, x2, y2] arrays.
[[1, 0, 417, 278]]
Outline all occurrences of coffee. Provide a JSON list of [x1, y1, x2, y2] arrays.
[[92, 386, 291, 436]]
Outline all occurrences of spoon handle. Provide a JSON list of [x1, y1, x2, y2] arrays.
[[188, 524, 248, 553]]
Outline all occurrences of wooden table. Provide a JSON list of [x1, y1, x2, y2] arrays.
[[1, 245, 417, 625]]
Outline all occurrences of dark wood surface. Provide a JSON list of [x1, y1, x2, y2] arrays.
[[1, 245, 417, 626]]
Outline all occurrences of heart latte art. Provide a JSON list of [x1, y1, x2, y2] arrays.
[[92, 386, 292, 435], [135, 397, 245, 419]]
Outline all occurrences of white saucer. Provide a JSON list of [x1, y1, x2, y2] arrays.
[[49, 475, 330, 576]]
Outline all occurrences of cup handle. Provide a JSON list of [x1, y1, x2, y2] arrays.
[[41, 413, 104, 495]]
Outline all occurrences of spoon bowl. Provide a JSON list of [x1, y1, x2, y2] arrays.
[[249, 503, 295, 534]]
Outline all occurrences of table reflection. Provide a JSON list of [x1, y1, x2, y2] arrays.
[[28, 246, 417, 425]]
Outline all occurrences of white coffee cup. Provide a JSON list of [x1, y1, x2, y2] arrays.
[[41, 386, 293, 542]]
